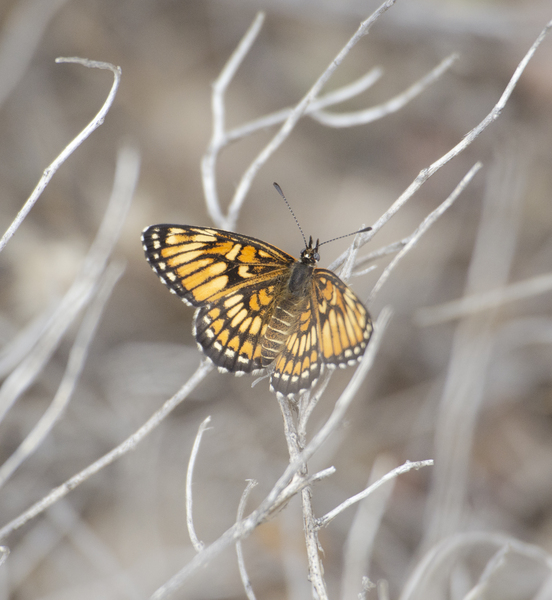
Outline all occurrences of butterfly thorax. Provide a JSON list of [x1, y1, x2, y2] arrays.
[[287, 236, 319, 296]]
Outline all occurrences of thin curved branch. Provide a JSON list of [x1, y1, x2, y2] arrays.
[[311, 53, 457, 128], [201, 12, 266, 226], [186, 416, 212, 553], [0, 359, 213, 542], [0, 57, 121, 253]]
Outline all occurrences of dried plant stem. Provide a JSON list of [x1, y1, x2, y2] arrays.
[[399, 532, 552, 600], [201, 12, 266, 226], [416, 271, 552, 326], [186, 416, 211, 553], [225, 67, 383, 143], [311, 53, 457, 128], [277, 396, 327, 600], [236, 479, 259, 600], [368, 162, 482, 302], [0, 57, 121, 254], [0, 260, 124, 488], [319, 459, 434, 529], [330, 18, 552, 274], [0, 359, 213, 542], [225, 0, 397, 230], [0, 145, 138, 426]]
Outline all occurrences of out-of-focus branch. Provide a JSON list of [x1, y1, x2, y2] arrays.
[[416, 271, 552, 326], [0, 359, 213, 542], [0, 0, 69, 109], [236, 479, 258, 600], [311, 53, 457, 128], [0, 145, 138, 426], [0, 260, 124, 489], [0, 57, 121, 254]]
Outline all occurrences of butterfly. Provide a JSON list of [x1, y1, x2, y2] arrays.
[[142, 223, 372, 398]]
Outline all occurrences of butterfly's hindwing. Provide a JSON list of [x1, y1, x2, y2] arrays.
[[269, 292, 322, 397], [193, 280, 282, 374], [313, 269, 372, 368]]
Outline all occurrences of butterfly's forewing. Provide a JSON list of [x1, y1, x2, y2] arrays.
[[142, 225, 294, 305]]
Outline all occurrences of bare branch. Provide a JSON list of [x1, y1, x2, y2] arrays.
[[225, 67, 383, 143], [416, 271, 552, 326], [321, 459, 434, 529], [236, 479, 258, 600], [201, 12, 266, 226], [302, 483, 328, 600], [0, 145, 139, 426], [399, 532, 552, 600], [224, 0, 397, 230], [186, 416, 212, 553], [0, 359, 213, 542], [0, 57, 121, 253], [311, 53, 457, 127], [0, 0, 69, 109], [0, 260, 124, 489], [368, 162, 482, 302], [329, 19, 552, 273]]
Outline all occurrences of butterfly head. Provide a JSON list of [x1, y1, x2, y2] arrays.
[[300, 236, 320, 265]]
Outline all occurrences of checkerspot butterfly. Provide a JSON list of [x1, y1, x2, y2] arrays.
[[142, 202, 372, 397]]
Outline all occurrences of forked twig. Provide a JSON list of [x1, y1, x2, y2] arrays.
[[329, 18, 552, 275], [311, 53, 457, 127], [225, 0, 397, 230], [368, 162, 482, 302], [149, 309, 390, 599]]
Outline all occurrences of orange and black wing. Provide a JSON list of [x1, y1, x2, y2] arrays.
[[142, 225, 294, 305], [269, 268, 372, 397], [142, 225, 295, 373], [313, 268, 372, 368], [269, 292, 321, 397]]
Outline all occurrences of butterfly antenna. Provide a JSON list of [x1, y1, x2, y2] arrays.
[[273, 182, 307, 248], [318, 225, 372, 247]]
